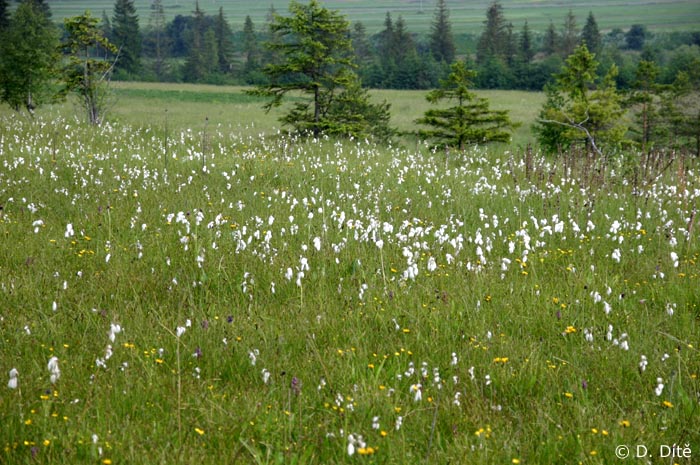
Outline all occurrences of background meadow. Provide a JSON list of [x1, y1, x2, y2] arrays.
[[0, 89, 699, 464], [40, 0, 700, 33]]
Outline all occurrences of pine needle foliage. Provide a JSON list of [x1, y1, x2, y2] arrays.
[[250, 0, 392, 140], [534, 44, 627, 155], [0, 0, 60, 114], [416, 60, 516, 150]]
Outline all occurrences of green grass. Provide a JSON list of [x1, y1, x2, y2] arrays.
[[5, 81, 545, 146], [107, 82, 286, 135], [27, 0, 700, 34], [0, 90, 699, 464]]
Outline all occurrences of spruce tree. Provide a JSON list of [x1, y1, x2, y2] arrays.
[[182, 1, 206, 82], [628, 60, 661, 152], [147, 0, 169, 79], [0, 0, 10, 31], [202, 28, 218, 75], [513, 20, 535, 89], [560, 10, 578, 57], [519, 20, 534, 64], [534, 44, 627, 154], [100, 10, 112, 43], [429, 0, 455, 64], [416, 60, 516, 150], [581, 12, 601, 54], [98, 10, 116, 59], [476, 1, 508, 64], [27, 0, 51, 19], [372, 12, 397, 86], [377, 12, 394, 63], [656, 70, 700, 155], [261, 4, 282, 70], [351, 22, 373, 67], [251, 0, 393, 139], [214, 7, 234, 74], [392, 16, 414, 63], [543, 21, 559, 56], [504, 21, 516, 66], [242, 15, 259, 77], [0, 0, 59, 114], [325, 74, 394, 141], [112, 0, 142, 74]]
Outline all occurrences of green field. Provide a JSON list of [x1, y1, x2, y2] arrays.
[[5, 81, 544, 147], [41, 0, 700, 34], [1, 87, 698, 463]]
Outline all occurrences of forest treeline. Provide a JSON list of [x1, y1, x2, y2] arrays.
[[115, 0, 700, 91], [1, 0, 698, 90]]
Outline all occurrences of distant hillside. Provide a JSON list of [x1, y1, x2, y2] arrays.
[[46, 0, 700, 34]]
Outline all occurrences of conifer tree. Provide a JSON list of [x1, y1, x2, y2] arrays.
[[371, 12, 398, 87], [512, 20, 536, 89], [351, 22, 373, 66], [392, 16, 414, 63], [100, 10, 112, 43], [519, 20, 534, 64], [261, 4, 282, 69], [0, 0, 59, 114], [627, 60, 661, 152], [560, 10, 578, 57], [252, 0, 392, 139], [377, 12, 394, 63], [112, 0, 142, 74], [581, 12, 601, 54], [657, 71, 700, 155], [242, 15, 259, 76], [182, 1, 206, 82], [202, 28, 218, 75], [476, 1, 509, 64], [416, 60, 516, 150], [0, 0, 10, 31], [27, 0, 51, 19], [543, 20, 559, 56], [324, 74, 394, 141], [147, 0, 169, 79], [534, 44, 627, 154], [214, 7, 234, 74], [429, 0, 455, 64]]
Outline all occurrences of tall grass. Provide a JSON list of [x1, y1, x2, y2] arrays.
[[0, 111, 698, 464]]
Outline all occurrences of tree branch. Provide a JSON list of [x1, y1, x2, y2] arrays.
[[538, 112, 603, 157]]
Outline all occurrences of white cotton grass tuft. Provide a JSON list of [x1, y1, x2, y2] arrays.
[[654, 378, 664, 396], [48, 356, 60, 384], [109, 323, 122, 343], [8, 368, 19, 389]]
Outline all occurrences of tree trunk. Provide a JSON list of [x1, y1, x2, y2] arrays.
[[313, 84, 320, 137]]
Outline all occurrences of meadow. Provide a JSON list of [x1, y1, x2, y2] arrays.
[[0, 84, 699, 464], [42, 0, 700, 34], [107, 82, 544, 147]]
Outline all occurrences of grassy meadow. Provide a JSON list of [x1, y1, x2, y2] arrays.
[[1, 84, 699, 465], [110, 82, 544, 147], [39, 0, 700, 33]]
